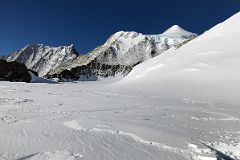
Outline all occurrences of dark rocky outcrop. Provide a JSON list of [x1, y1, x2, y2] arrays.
[[0, 59, 31, 82], [47, 59, 133, 81]]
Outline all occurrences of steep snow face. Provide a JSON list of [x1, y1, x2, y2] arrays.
[[117, 12, 240, 105], [7, 44, 78, 77]]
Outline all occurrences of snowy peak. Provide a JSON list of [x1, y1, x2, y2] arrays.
[[146, 25, 197, 48], [163, 25, 183, 34], [162, 25, 197, 38], [6, 26, 197, 80], [107, 31, 145, 47], [91, 31, 154, 66], [49, 28, 197, 80], [75, 30, 153, 67], [7, 44, 79, 77], [25, 43, 78, 54]]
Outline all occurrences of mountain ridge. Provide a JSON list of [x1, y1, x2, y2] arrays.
[[6, 44, 79, 77], [6, 25, 197, 81]]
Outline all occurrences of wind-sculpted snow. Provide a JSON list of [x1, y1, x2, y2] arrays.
[[0, 82, 239, 160]]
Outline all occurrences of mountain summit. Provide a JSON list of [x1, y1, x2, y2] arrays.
[[162, 25, 197, 38], [7, 44, 79, 76]]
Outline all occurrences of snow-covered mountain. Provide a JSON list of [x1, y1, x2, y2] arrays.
[[92, 26, 196, 66], [6, 44, 78, 77], [48, 26, 197, 81], [5, 25, 196, 80], [117, 12, 240, 105], [146, 25, 197, 51]]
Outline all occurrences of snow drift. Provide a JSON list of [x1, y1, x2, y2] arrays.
[[117, 12, 240, 105]]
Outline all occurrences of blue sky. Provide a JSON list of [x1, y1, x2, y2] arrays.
[[0, 0, 239, 55]]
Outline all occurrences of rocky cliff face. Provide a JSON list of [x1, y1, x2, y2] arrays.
[[47, 59, 133, 82], [7, 44, 78, 77]]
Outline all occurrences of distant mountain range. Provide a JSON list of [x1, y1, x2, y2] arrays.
[[5, 25, 197, 81], [6, 44, 78, 77]]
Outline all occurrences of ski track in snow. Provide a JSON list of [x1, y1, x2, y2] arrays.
[[0, 82, 239, 160]]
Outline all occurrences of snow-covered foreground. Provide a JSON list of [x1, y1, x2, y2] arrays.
[[0, 82, 239, 160]]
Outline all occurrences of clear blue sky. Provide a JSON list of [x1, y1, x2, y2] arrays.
[[0, 0, 239, 55]]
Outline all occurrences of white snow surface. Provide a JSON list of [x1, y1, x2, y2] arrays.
[[0, 81, 239, 160], [117, 12, 240, 105]]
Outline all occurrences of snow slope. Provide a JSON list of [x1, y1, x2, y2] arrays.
[[117, 12, 240, 105]]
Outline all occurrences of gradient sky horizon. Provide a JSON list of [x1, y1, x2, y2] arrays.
[[0, 0, 240, 55]]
